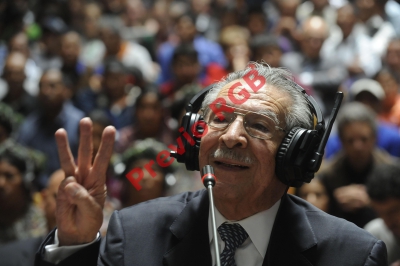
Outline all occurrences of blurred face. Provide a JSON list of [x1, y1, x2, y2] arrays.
[[341, 122, 375, 171], [9, 33, 29, 57], [301, 17, 328, 60], [337, 6, 355, 38], [256, 47, 282, 68], [247, 13, 266, 36], [371, 198, 400, 238], [172, 55, 200, 83], [61, 32, 81, 66], [84, 4, 101, 38], [312, 0, 328, 10], [3, 55, 26, 90], [297, 179, 329, 212], [103, 71, 127, 99], [0, 160, 24, 213], [136, 93, 163, 135], [176, 16, 197, 43], [100, 28, 121, 55], [39, 70, 68, 110], [199, 79, 289, 215], [386, 41, 400, 71], [124, 159, 165, 206], [376, 72, 399, 109]]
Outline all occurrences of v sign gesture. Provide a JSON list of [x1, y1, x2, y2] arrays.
[[55, 118, 116, 246]]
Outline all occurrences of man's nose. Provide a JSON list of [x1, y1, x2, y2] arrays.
[[219, 116, 248, 149]]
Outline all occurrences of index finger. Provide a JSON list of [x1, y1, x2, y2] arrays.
[[55, 128, 77, 177], [91, 126, 116, 182]]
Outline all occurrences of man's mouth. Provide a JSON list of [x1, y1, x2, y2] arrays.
[[215, 161, 249, 169]]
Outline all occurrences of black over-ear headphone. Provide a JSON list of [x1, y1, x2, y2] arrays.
[[170, 83, 343, 187]]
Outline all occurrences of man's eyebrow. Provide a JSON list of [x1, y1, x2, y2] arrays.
[[258, 110, 280, 125]]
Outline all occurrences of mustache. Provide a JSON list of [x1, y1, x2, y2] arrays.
[[211, 148, 255, 164]]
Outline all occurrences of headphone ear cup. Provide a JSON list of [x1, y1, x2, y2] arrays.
[[276, 127, 299, 185], [183, 113, 204, 171]]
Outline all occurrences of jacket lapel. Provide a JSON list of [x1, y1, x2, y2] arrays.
[[163, 190, 212, 266], [263, 194, 317, 266]]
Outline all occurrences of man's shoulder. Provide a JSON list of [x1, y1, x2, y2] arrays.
[[287, 194, 379, 244]]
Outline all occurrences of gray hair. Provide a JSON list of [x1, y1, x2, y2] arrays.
[[201, 62, 313, 131], [337, 102, 377, 140]]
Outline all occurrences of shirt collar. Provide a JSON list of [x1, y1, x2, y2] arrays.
[[208, 199, 281, 258]]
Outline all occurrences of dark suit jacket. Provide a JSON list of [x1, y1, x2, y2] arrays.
[[0, 236, 44, 266], [35, 190, 387, 266]]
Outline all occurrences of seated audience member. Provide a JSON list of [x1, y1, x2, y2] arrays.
[[281, 16, 347, 118], [295, 177, 330, 213], [31, 16, 67, 71], [157, 13, 226, 84], [17, 69, 84, 188], [160, 44, 203, 100], [376, 68, 400, 126], [115, 89, 174, 153], [318, 102, 396, 227], [0, 168, 63, 266], [219, 25, 251, 74], [0, 52, 37, 118], [99, 23, 158, 83], [365, 163, 400, 265], [321, 3, 381, 80], [251, 35, 284, 68], [0, 146, 47, 245], [354, 0, 396, 57], [273, 0, 301, 52], [325, 78, 400, 158], [118, 138, 176, 208], [75, 59, 136, 129], [7, 31, 42, 96]]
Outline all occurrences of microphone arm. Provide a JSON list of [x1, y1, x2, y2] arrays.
[[201, 165, 221, 266]]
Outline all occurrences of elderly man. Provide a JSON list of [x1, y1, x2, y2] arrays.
[[35, 63, 386, 265]]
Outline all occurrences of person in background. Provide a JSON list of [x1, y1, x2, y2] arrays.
[[0, 168, 63, 266], [17, 69, 84, 188], [295, 177, 330, 213], [384, 38, 400, 83], [365, 163, 400, 265], [251, 35, 283, 69], [321, 3, 381, 80], [296, 0, 337, 29], [118, 138, 176, 208], [0, 52, 37, 118], [281, 16, 347, 118], [160, 44, 203, 100], [375, 68, 400, 126], [99, 23, 158, 83], [0, 146, 46, 245], [318, 102, 396, 227], [115, 89, 174, 153], [325, 78, 400, 158], [157, 13, 226, 84]]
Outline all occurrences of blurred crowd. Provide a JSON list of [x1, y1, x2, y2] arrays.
[[0, 0, 400, 264]]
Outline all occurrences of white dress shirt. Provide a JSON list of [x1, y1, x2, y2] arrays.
[[209, 200, 281, 266]]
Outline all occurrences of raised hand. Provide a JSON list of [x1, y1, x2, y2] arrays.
[[55, 118, 116, 246]]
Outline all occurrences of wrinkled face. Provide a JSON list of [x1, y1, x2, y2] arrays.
[[340, 122, 375, 170], [371, 198, 400, 238], [0, 160, 24, 213], [199, 78, 290, 203], [297, 179, 329, 212]]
